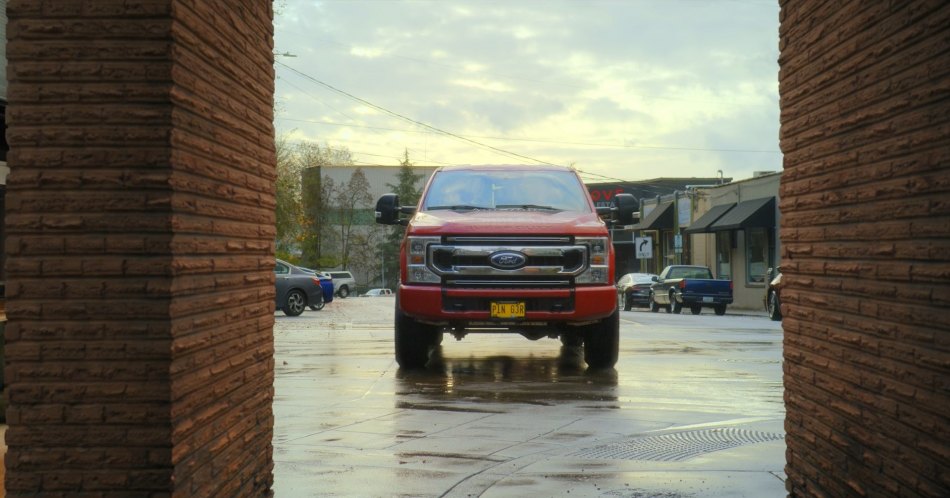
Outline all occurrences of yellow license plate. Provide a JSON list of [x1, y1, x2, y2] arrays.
[[491, 302, 525, 319]]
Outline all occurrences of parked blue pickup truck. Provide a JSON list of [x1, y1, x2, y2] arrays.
[[650, 265, 733, 315]]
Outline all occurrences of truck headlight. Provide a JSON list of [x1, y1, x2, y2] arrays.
[[576, 237, 609, 284], [405, 236, 441, 284]]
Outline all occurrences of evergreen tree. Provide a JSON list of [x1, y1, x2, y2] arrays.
[[381, 149, 425, 288]]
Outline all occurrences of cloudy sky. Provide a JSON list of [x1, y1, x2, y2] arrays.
[[273, 0, 781, 184]]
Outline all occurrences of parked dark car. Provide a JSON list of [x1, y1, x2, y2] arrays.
[[650, 265, 733, 315], [765, 267, 783, 321], [617, 273, 659, 311], [299, 267, 335, 310], [275, 259, 327, 316]]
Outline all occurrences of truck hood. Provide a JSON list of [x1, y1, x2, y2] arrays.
[[408, 209, 608, 236]]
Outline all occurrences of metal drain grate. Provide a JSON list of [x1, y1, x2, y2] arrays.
[[572, 427, 784, 462]]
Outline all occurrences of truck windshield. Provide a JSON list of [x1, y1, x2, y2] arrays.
[[423, 169, 591, 212]]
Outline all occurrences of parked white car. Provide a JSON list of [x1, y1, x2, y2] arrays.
[[362, 288, 393, 297], [322, 270, 356, 298]]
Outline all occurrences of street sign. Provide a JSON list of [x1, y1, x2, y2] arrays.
[[675, 234, 683, 254], [635, 236, 653, 259]]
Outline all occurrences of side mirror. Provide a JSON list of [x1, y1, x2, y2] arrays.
[[376, 194, 417, 226], [597, 194, 638, 226], [611, 193, 637, 225], [375, 194, 401, 225]]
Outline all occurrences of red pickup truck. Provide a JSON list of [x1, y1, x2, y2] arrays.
[[375, 165, 636, 369]]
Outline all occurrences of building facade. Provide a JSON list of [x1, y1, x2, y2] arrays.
[[686, 172, 781, 309]]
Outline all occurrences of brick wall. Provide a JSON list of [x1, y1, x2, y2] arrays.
[[5, 1, 275, 496], [779, 1, 949, 496]]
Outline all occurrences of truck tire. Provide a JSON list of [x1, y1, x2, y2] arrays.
[[623, 293, 632, 311], [394, 307, 433, 369], [584, 311, 619, 369], [714, 304, 727, 316], [690, 304, 702, 315], [650, 293, 660, 312], [670, 292, 683, 314]]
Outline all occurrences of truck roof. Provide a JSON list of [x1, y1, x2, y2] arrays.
[[434, 164, 574, 172]]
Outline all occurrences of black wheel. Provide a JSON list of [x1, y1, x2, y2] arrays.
[[670, 292, 683, 314], [309, 293, 325, 311], [584, 311, 619, 369], [395, 306, 433, 368], [714, 304, 727, 316], [690, 305, 702, 315], [623, 292, 632, 311], [767, 291, 782, 321], [282, 290, 306, 316], [338, 285, 350, 298], [650, 293, 660, 312]]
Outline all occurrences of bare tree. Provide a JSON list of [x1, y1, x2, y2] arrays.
[[334, 168, 373, 269], [296, 142, 355, 268]]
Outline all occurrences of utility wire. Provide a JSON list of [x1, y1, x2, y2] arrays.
[[276, 61, 565, 168], [276, 116, 780, 154]]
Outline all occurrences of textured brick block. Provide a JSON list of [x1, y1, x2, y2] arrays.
[[5, 1, 275, 496], [780, 2, 950, 497]]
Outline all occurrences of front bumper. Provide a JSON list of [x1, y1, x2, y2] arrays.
[[399, 284, 617, 325]]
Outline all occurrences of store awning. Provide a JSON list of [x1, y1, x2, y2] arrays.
[[631, 201, 674, 230], [708, 197, 776, 231], [684, 203, 736, 234]]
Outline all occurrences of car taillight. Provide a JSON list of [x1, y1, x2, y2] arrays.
[[311, 278, 321, 285], [678, 280, 686, 289]]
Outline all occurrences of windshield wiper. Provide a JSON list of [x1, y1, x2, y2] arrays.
[[495, 204, 562, 211], [427, 205, 494, 211]]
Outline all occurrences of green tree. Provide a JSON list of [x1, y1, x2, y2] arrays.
[[274, 135, 304, 260], [380, 149, 425, 288]]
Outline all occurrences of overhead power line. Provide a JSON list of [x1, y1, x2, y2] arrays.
[[276, 61, 566, 168], [277, 116, 780, 154]]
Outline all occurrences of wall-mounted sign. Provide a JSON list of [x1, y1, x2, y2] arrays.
[[635, 236, 653, 259]]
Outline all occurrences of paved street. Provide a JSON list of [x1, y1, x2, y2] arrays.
[[272, 297, 786, 497]]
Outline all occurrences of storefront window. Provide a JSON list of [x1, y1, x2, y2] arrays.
[[716, 231, 731, 280], [747, 228, 769, 284]]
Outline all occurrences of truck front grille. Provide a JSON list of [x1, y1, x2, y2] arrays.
[[428, 237, 588, 283]]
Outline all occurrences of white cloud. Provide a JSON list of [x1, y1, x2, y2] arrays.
[[273, 0, 782, 181]]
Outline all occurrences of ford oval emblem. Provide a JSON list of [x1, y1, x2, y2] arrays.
[[490, 251, 527, 270]]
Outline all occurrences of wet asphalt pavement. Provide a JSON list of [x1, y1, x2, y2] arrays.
[[272, 297, 786, 497]]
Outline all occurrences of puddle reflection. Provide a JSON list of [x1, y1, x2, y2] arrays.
[[395, 345, 618, 408]]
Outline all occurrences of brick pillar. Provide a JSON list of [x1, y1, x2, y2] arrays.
[[779, 1, 949, 496], [4, 1, 275, 496]]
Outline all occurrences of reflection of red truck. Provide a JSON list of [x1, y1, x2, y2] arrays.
[[375, 165, 636, 369]]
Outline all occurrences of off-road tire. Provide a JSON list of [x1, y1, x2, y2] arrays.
[[394, 304, 434, 368], [282, 290, 306, 317], [584, 311, 619, 369]]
